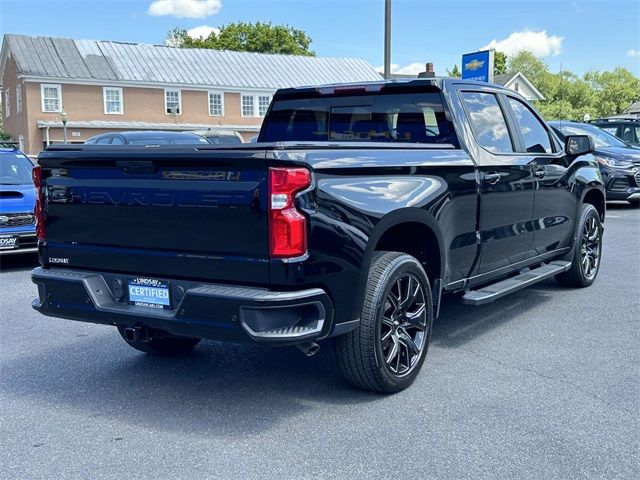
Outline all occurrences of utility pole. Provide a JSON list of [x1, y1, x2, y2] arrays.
[[384, 0, 391, 79]]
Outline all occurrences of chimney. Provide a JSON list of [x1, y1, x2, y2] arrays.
[[418, 62, 435, 79]]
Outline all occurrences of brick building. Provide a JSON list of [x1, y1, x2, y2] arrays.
[[0, 34, 381, 154]]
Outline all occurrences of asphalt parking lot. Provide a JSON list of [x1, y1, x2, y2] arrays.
[[1, 203, 638, 480]]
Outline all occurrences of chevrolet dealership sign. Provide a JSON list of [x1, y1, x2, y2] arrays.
[[461, 50, 495, 83]]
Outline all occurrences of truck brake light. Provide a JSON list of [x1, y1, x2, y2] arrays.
[[32, 165, 46, 242], [268, 167, 311, 258]]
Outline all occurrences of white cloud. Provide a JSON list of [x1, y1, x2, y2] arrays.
[[148, 0, 222, 19], [481, 30, 563, 57], [627, 49, 640, 58], [375, 62, 425, 75], [187, 25, 219, 39]]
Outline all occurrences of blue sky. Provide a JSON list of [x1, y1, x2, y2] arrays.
[[1, 0, 638, 76]]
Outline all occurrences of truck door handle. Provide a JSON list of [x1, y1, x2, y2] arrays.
[[483, 172, 501, 184], [534, 167, 546, 179]]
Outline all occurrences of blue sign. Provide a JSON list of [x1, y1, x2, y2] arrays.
[[461, 50, 494, 83]]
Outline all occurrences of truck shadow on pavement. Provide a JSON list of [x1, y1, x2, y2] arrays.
[[1, 280, 555, 437], [433, 280, 555, 349]]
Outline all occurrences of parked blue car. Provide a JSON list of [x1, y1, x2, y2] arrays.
[[0, 147, 37, 255]]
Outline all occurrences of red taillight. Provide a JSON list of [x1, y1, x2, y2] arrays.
[[268, 167, 311, 258], [32, 165, 45, 242]]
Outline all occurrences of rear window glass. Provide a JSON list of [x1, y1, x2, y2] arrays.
[[599, 126, 618, 135], [260, 92, 456, 145], [128, 136, 209, 145], [206, 135, 243, 145]]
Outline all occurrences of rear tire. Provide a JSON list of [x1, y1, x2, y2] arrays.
[[117, 326, 200, 355], [335, 252, 433, 393], [555, 204, 603, 288]]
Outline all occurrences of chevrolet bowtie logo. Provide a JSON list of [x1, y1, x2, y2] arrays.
[[465, 59, 484, 71]]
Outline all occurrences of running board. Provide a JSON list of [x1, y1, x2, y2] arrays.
[[461, 261, 572, 306]]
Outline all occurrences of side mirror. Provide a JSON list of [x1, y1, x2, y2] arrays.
[[565, 135, 595, 156]]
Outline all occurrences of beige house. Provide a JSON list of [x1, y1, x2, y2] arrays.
[[0, 34, 382, 154]]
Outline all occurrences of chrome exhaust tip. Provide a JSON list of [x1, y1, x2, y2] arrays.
[[295, 341, 320, 357]]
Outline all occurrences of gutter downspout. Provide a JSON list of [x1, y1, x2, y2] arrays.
[[45, 126, 50, 147]]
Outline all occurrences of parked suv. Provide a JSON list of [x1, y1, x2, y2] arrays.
[[550, 121, 640, 206], [0, 147, 37, 255], [588, 118, 640, 147]]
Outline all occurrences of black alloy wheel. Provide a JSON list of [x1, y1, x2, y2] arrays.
[[380, 273, 428, 376], [580, 214, 601, 280], [335, 251, 433, 393], [556, 203, 603, 288]]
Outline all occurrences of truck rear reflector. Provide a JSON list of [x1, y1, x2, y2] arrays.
[[268, 167, 311, 258]]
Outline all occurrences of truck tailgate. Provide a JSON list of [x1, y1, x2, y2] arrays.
[[39, 148, 270, 284]]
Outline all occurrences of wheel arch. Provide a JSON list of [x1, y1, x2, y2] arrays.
[[350, 208, 446, 321], [582, 187, 605, 222]]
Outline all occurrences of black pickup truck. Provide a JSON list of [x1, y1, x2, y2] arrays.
[[32, 79, 605, 393]]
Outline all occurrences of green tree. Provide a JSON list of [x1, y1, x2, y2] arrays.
[[504, 52, 640, 120], [167, 22, 315, 56], [584, 68, 640, 116], [447, 64, 461, 77], [493, 51, 507, 75], [507, 51, 551, 86]]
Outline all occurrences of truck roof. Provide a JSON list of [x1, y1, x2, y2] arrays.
[[273, 77, 510, 98]]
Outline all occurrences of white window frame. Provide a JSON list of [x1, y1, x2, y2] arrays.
[[165, 89, 182, 115], [241, 94, 255, 117], [208, 91, 224, 117], [41, 83, 62, 113], [258, 95, 272, 117], [241, 93, 273, 117], [4, 90, 9, 117], [103, 87, 123, 115], [15, 84, 22, 115]]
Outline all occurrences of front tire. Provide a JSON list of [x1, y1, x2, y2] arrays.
[[335, 252, 433, 393], [117, 326, 200, 355], [555, 203, 603, 288]]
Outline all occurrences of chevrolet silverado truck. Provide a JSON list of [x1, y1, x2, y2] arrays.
[[31, 79, 605, 393]]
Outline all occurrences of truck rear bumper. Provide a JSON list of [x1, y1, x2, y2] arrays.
[[31, 267, 334, 345]]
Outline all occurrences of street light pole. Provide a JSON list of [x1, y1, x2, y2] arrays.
[[60, 109, 68, 143], [383, 0, 391, 79]]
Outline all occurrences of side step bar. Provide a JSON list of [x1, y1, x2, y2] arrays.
[[462, 261, 572, 306]]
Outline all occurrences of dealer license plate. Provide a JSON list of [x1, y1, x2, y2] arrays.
[[0, 234, 19, 250], [128, 277, 171, 309]]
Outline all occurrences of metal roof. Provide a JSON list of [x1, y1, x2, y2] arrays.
[[492, 73, 518, 86], [2, 34, 382, 89]]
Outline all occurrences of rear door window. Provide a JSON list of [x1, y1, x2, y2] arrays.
[[506, 97, 553, 153], [621, 125, 640, 144], [261, 92, 456, 145], [461, 91, 513, 153]]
